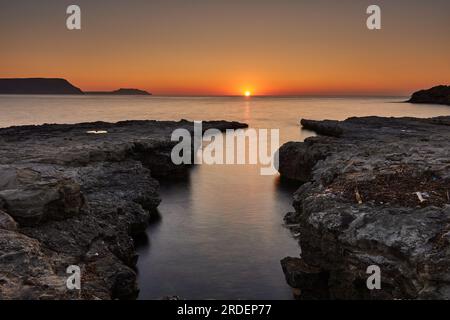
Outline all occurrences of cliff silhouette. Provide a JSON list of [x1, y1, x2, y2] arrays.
[[408, 85, 450, 106], [0, 78, 151, 96], [0, 78, 83, 94]]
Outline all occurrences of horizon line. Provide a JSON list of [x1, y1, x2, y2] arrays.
[[0, 77, 426, 98], [0, 93, 409, 98], [150, 93, 408, 97]]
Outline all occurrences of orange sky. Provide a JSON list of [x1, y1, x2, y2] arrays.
[[1, 0, 449, 96]]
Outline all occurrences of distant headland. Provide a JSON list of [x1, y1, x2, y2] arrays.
[[0, 78, 83, 95], [408, 85, 450, 106], [0, 78, 151, 96], [86, 88, 151, 96]]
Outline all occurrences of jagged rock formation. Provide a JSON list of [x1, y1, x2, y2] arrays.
[[408, 85, 450, 106], [0, 119, 247, 299], [279, 116, 450, 299]]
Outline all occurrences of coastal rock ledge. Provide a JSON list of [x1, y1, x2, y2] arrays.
[[279, 116, 450, 299], [0, 119, 247, 299]]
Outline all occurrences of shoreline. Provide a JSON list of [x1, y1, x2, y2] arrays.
[[278, 116, 450, 299], [0, 119, 247, 299], [2, 111, 450, 299]]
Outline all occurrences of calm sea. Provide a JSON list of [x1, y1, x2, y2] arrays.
[[1, 95, 449, 299]]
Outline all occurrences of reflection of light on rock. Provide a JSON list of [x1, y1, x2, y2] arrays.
[[86, 130, 108, 134]]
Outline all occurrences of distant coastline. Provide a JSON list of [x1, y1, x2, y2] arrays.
[[0, 78, 151, 96], [0, 78, 83, 95], [1, 78, 448, 103], [86, 88, 151, 96], [408, 85, 450, 106]]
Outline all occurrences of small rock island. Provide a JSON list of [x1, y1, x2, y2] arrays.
[[86, 88, 152, 96]]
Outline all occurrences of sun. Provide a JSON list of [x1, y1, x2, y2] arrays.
[[244, 91, 252, 97]]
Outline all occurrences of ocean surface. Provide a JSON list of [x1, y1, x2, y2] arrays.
[[1, 95, 449, 299]]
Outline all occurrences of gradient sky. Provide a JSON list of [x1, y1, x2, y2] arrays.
[[0, 0, 449, 95]]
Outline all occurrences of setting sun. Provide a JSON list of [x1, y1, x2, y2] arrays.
[[244, 91, 252, 97]]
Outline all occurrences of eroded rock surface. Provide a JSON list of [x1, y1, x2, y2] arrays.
[[279, 116, 450, 299], [0, 119, 247, 299]]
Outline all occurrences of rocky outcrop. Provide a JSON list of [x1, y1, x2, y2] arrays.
[[279, 116, 450, 299], [0, 210, 17, 230], [0, 119, 247, 299], [408, 85, 450, 106], [0, 78, 83, 95]]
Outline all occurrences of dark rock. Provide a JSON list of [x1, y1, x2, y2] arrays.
[[0, 78, 83, 95], [0, 168, 85, 226], [284, 212, 300, 225], [279, 116, 450, 299], [300, 119, 343, 137], [408, 85, 450, 106], [0, 229, 79, 299], [280, 257, 329, 300], [277, 137, 337, 182], [0, 119, 247, 299], [0, 210, 17, 231]]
